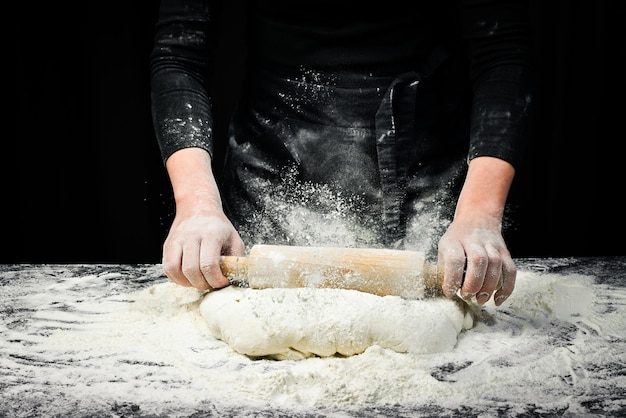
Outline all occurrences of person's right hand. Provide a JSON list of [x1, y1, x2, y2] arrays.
[[162, 203, 245, 291]]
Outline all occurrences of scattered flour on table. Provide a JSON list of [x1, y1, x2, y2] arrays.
[[7, 267, 624, 414]]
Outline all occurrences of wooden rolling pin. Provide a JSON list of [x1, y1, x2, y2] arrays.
[[219, 244, 444, 299]]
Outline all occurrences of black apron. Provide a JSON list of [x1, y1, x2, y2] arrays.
[[221, 54, 467, 255]]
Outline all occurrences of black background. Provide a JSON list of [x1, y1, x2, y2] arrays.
[[11, 1, 626, 264]]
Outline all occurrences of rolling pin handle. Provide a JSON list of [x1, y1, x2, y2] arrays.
[[423, 263, 445, 293], [219, 256, 250, 287]]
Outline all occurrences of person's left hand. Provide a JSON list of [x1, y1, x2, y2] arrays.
[[437, 214, 516, 306]]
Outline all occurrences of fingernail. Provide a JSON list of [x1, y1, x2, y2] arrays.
[[495, 295, 508, 306], [461, 291, 474, 300], [476, 292, 490, 305]]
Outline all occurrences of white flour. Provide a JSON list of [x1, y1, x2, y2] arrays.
[[1, 264, 625, 416]]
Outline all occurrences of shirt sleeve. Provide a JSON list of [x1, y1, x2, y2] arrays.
[[150, 0, 221, 164], [461, 0, 535, 169]]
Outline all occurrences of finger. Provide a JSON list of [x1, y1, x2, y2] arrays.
[[460, 245, 488, 300], [440, 248, 466, 299], [162, 241, 192, 288], [199, 243, 230, 289], [494, 256, 517, 306], [475, 247, 503, 305], [180, 241, 211, 291], [224, 233, 246, 257]]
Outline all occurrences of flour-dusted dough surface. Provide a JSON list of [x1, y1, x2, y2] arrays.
[[200, 286, 474, 360]]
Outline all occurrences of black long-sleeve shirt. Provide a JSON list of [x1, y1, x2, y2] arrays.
[[151, 0, 534, 169]]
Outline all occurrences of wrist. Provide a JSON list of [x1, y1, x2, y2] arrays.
[[174, 189, 222, 211]]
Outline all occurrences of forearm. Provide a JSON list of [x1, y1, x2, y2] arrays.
[[166, 148, 223, 214], [454, 156, 515, 227]]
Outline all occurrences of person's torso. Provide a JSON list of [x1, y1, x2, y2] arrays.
[[245, 0, 459, 72]]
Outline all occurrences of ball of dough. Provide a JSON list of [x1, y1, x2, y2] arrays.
[[200, 286, 473, 360]]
